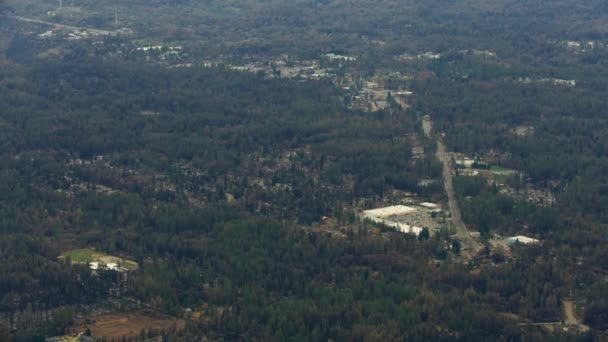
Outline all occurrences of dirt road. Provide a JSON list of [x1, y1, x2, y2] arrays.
[[563, 300, 590, 332], [520, 300, 591, 333], [422, 116, 432, 137], [0, 15, 114, 35], [393, 96, 411, 110]]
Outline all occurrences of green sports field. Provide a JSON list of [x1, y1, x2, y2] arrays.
[[60, 249, 139, 270]]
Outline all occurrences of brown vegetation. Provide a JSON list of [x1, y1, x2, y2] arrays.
[[82, 311, 185, 339]]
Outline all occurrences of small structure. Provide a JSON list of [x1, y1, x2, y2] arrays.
[[419, 202, 439, 209], [507, 235, 540, 245], [456, 157, 475, 168], [89, 261, 128, 273], [459, 169, 479, 176], [394, 90, 413, 96], [393, 223, 423, 235], [324, 53, 357, 61]]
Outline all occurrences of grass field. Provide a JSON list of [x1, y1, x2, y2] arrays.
[[61, 248, 99, 263], [60, 248, 139, 270], [490, 165, 514, 173]]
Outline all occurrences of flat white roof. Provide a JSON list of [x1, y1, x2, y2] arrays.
[[508, 235, 539, 244], [364, 216, 422, 236], [363, 205, 417, 218], [90, 261, 122, 271], [394, 222, 423, 235], [419, 202, 439, 209]]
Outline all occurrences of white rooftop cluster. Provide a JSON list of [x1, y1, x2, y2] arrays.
[[89, 261, 128, 272], [419, 202, 439, 209], [386, 221, 423, 235], [507, 235, 540, 245], [363, 205, 417, 218], [324, 53, 357, 61], [362, 205, 423, 236], [136, 46, 182, 52]]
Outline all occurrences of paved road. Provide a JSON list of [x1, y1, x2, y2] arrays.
[[436, 139, 481, 254], [0, 14, 114, 35], [423, 117, 481, 255]]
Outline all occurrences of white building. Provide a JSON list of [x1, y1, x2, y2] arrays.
[[362, 205, 417, 220], [324, 53, 357, 61], [507, 235, 540, 245], [393, 222, 423, 235], [89, 261, 128, 272], [456, 157, 475, 168], [419, 202, 439, 209], [362, 205, 422, 236], [365, 218, 422, 236]]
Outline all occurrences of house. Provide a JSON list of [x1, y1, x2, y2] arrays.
[[456, 157, 475, 168], [419, 202, 439, 209], [507, 235, 540, 245]]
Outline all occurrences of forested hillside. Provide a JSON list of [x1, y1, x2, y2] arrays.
[[1, 0, 608, 340]]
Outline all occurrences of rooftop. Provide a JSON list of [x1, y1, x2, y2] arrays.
[[362, 205, 417, 219], [419, 202, 439, 209], [507, 235, 540, 245]]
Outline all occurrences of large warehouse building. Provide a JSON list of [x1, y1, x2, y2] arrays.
[[362, 205, 423, 236]]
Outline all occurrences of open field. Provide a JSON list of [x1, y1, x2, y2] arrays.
[[490, 165, 514, 173], [60, 248, 139, 270], [80, 311, 186, 339], [61, 248, 97, 263]]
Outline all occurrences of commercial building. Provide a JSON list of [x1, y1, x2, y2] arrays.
[[362, 205, 423, 236], [362, 205, 417, 220]]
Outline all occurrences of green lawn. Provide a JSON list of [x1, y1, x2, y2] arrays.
[[490, 165, 514, 173], [60, 249, 139, 270], [60, 248, 99, 263]]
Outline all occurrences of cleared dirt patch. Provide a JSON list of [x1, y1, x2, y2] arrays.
[[563, 300, 590, 332], [83, 311, 185, 339]]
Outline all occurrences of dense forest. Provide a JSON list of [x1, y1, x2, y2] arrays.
[[0, 61, 451, 340], [1, 0, 608, 340]]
